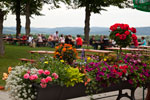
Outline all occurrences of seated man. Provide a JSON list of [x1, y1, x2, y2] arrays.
[[90, 36, 98, 49], [100, 36, 109, 50]]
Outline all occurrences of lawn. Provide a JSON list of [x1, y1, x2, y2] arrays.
[[0, 44, 55, 86]]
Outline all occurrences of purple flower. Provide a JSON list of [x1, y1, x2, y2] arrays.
[[128, 79, 133, 84], [99, 72, 104, 76], [102, 67, 106, 71]]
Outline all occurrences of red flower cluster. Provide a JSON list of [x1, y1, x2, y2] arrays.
[[129, 27, 136, 33], [110, 23, 129, 31], [110, 23, 137, 48], [132, 34, 138, 47], [112, 65, 128, 76]]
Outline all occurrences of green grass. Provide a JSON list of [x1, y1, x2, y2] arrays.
[[0, 44, 55, 86]]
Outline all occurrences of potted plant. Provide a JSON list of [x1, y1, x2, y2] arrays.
[[54, 43, 78, 64], [109, 23, 138, 53]]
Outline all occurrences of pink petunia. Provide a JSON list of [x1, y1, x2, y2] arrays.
[[54, 75, 59, 79], [32, 74, 38, 80], [45, 76, 52, 83], [38, 69, 44, 75], [27, 70, 30, 74], [41, 78, 46, 83], [24, 73, 30, 79], [52, 73, 57, 77], [44, 70, 50, 75], [40, 83, 47, 88], [29, 75, 36, 80]]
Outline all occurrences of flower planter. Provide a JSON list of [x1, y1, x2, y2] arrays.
[[34, 84, 62, 100], [34, 81, 137, 100], [59, 84, 86, 100]]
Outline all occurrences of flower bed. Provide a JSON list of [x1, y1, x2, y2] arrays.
[[3, 52, 150, 100]]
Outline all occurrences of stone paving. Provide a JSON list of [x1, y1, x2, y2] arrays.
[[0, 88, 147, 100]]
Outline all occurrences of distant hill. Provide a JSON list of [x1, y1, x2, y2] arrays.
[[3, 26, 150, 36]]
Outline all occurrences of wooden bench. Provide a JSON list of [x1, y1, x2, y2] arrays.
[[19, 58, 36, 63], [29, 51, 54, 54]]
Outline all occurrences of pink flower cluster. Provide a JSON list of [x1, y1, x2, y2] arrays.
[[23, 69, 59, 88]]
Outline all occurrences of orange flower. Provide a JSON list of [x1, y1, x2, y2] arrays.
[[68, 47, 72, 50], [55, 46, 59, 49], [85, 78, 91, 86], [8, 67, 12, 74], [62, 48, 66, 52], [56, 52, 60, 55], [60, 56, 62, 58], [2, 73, 8, 80]]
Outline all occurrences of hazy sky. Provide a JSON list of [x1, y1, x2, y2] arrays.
[[3, 4, 150, 28]]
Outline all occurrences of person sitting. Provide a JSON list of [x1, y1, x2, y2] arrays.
[[48, 34, 54, 48], [76, 35, 82, 48], [90, 36, 98, 49], [68, 35, 75, 46], [141, 37, 147, 46], [59, 34, 65, 44], [65, 35, 70, 44], [28, 35, 33, 46], [53, 31, 59, 47], [100, 35, 109, 50], [37, 34, 43, 47]]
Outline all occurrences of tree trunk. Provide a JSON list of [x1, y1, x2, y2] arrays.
[[84, 4, 91, 44], [25, 0, 31, 35], [16, 0, 21, 37], [0, 9, 5, 56]]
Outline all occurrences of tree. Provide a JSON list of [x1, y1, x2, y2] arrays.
[[22, 0, 44, 35], [7, 0, 22, 37], [0, 1, 9, 56], [72, 0, 133, 43]]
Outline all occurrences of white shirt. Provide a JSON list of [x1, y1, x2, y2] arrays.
[[59, 37, 65, 43], [53, 33, 59, 41], [28, 36, 33, 43]]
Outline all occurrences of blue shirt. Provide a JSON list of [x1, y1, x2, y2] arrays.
[[141, 39, 147, 46]]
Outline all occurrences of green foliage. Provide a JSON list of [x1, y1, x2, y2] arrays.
[[33, 55, 84, 87], [72, 0, 132, 13], [64, 67, 84, 87]]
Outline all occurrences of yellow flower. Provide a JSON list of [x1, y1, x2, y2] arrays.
[[2, 73, 8, 80], [87, 57, 91, 61], [104, 58, 107, 61], [60, 60, 64, 63], [44, 61, 48, 64]]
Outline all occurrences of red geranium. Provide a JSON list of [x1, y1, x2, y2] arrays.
[[119, 34, 126, 40], [129, 27, 136, 33], [125, 31, 130, 35], [115, 33, 120, 37], [110, 23, 138, 48]]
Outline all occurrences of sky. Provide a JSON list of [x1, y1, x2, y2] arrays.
[[3, 4, 150, 28]]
